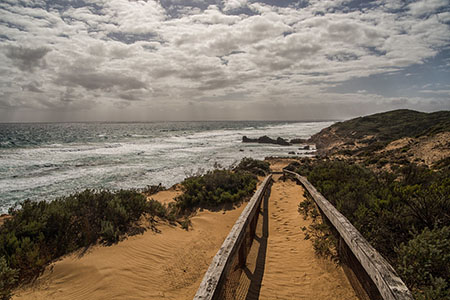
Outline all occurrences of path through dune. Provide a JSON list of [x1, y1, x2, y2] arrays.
[[13, 205, 245, 300], [235, 160, 358, 300], [257, 177, 357, 299]]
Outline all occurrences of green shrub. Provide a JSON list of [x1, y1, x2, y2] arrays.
[[233, 158, 270, 176], [0, 257, 18, 300], [293, 159, 450, 297], [180, 217, 191, 231], [298, 193, 315, 220], [175, 170, 257, 212], [396, 226, 450, 299], [100, 220, 120, 244], [0, 189, 150, 286], [146, 199, 169, 218]]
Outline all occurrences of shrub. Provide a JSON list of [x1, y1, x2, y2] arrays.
[[175, 169, 257, 212], [180, 217, 191, 231], [233, 158, 270, 176], [293, 159, 450, 296], [298, 192, 315, 220], [396, 226, 450, 299], [298, 192, 338, 262], [0, 189, 150, 286], [0, 257, 18, 300]]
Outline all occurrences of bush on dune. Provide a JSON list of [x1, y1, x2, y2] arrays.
[[0, 257, 17, 300], [175, 169, 257, 212], [233, 157, 270, 176], [396, 226, 450, 300], [0, 189, 149, 296]]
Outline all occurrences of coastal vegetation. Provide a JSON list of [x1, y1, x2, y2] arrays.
[[174, 169, 257, 213], [0, 158, 265, 299], [289, 109, 450, 299], [293, 159, 449, 299], [233, 157, 271, 176], [310, 109, 450, 148]]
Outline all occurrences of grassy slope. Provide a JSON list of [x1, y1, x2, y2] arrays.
[[310, 109, 450, 147]]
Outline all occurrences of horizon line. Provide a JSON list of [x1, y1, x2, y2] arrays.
[[0, 119, 341, 124]]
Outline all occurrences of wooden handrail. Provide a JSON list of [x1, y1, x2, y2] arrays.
[[193, 174, 272, 300], [284, 169, 413, 300]]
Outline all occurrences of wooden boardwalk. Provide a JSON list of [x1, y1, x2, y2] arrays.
[[195, 160, 413, 300], [239, 175, 358, 300]]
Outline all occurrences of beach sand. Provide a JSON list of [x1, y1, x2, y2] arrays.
[[148, 185, 182, 205], [13, 203, 246, 300], [257, 176, 357, 299]]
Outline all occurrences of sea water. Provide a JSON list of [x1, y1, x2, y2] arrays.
[[0, 121, 333, 213]]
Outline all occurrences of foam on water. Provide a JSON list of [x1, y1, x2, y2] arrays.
[[0, 121, 333, 213]]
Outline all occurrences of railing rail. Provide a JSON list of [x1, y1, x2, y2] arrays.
[[193, 174, 272, 300], [284, 169, 413, 300]]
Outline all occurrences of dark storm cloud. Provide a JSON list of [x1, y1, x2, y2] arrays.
[[5, 45, 51, 71]]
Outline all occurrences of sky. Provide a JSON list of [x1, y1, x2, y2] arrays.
[[0, 0, 449, 122]]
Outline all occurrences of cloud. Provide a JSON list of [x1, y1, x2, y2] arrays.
[[408, 0, 449, 16], [56, 71, 147, 91], [223, 0, 248, 11], [4, 45, 51, 71], [0, 0, 449, 121]]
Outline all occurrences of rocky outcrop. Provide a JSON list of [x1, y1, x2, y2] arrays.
[[276, 137, 291, 146], [242, 135, 291, 146], [290, 138, 307, 144]]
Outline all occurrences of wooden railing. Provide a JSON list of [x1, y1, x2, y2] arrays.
[[193, 174, 272, 300], [284, 169, 414, 300]]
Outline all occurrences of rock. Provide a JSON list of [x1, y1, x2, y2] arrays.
[[239, 149, 244, 152], [276, 137, 291, 146], [259, 135, 275, 144], [242, 135, 292, 146], [290, 138, 307, 144], [303, 145, 310, 150], [242, 136, 254, 143], [288, 151, 296, 155]]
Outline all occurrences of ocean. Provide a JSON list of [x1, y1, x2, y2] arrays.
[[0, 121, 333, 214]]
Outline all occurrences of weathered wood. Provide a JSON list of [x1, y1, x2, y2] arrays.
[[238, 239, 246, 268], [270, 171, 284, 174], [284, 170, 413, 300], [193, 175, 272, 300]]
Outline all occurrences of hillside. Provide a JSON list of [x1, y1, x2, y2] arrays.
[[286, 109, 450, 300], [308, 109, 450, 170]]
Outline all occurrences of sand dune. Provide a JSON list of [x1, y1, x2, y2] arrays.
[[13, 205, 245, 300], [148, 186, 182, 205]]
